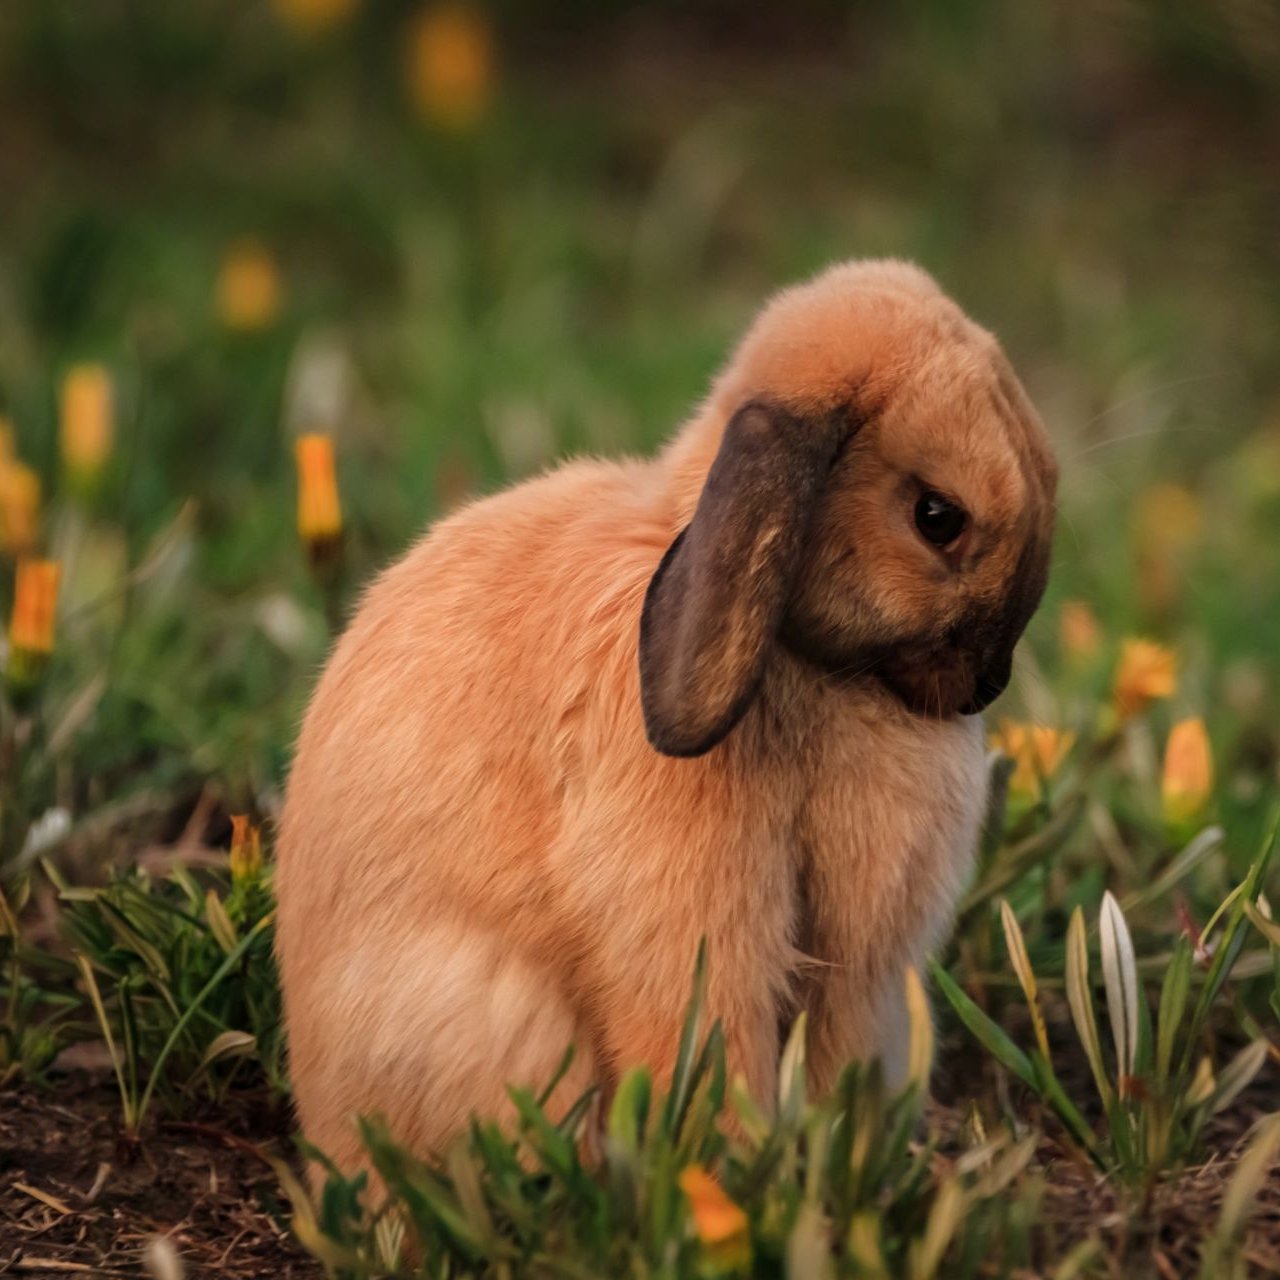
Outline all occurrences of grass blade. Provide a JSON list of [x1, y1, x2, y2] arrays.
[[928, 961, 1035, 1088], [74, 953, 135, 1131], [786, 1200, 834, 1280], [1000, 900, 1050, 1060], [960, 793, 1085, 917], [1155, 934, 1193, 1083], [607, 1066, 651, 1155], [1207, 1039, 1269, 1116], [661, 938, 707, 1135], [1243, 900, 1280, 946], [1121, 825, 1223, 912], [904, 966, 934, 1093], [1064, 908, 1113, 1111], [134, 912, 275, 1131], [1185, 820, 1278, 1066], [909, 1176, 965, 1280]]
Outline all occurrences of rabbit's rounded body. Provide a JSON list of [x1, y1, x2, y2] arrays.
[[278, 259, 1055, 1175], [278, 456, 984, 1172]]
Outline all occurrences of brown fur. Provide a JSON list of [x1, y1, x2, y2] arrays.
[[275, 259, 1057, 1182]]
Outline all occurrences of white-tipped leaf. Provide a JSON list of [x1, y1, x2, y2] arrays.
[[778, 1011, 808, 1126], [1099, 891, 1140, 1089]]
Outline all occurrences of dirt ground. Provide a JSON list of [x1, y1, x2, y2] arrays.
[[0, 1075, 320, 1279], [2, 1070, 1277, 1278]]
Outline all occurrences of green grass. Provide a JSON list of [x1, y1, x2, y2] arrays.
[[1, 1, 1279, 1275]]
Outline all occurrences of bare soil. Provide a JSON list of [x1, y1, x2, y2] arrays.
[[0, 1075, 320, 1279], [2, 1067, 1277, 1278]]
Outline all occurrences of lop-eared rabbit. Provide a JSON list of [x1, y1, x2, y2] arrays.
[[277, 259, 1057, 1177]]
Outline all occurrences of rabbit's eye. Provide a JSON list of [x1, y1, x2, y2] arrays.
[[914, 491, 967, 548]]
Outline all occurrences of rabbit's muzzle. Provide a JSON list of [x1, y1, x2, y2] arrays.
[[891, 533, 1049, 718], [875, 645, 1011, 719], [871, 642, 965, 719]]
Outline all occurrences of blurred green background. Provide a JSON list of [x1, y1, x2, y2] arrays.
[[0, 0, 1278, 863]]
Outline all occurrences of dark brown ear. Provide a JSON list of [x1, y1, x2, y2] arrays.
[[639, 400, 849, 757]]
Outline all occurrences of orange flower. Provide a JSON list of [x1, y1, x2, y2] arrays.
[[1112, 638, 1176, 720], [216, 239, 282, 331], [406, 4, 494, 131], [229, 814, 264, 883], [7, 559, 60, 691], [60, 364, 114, 484], [679, 1165, 750, 1269], [295, 434, 343, 559], [9, 559, 59, 655], [271, 0, 359, 34], [990, 720, 1076, 797], [1059, 600, 1101, 662], [1162, 718, 1213, 830], [0, 460, 40, 556]]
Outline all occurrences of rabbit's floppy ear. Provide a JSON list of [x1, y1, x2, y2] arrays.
[[640, 400, 850, 757]]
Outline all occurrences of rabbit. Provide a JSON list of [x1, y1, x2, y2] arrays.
[[275, 258, 1058, 1181]]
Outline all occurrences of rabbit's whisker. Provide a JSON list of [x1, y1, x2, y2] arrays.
[[1067, 421, 1223, 464], [1076, 372, 1226, 435]]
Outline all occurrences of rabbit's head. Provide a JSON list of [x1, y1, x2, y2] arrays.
[[640, 260, 1058, 757]]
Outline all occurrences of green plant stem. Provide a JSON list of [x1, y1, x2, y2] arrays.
[[132, 911, 274, 1135]]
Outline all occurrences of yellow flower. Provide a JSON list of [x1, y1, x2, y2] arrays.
[[271, 0, 359, 34], [406, 4, 494, 131], [216, 239, 283, 332], [295, 433, 343, 560], [229, 814, 264, 883], [990, 720, 1076, 797], [1112, 638, 1177, 720], [679, 1165, 750, 1270], [1162, 717, 1213, 830], [59, 364, 114, 486], [0, 460, 40, 556], [7, 559, 60, 690], [1059, 600, 1101, 662]]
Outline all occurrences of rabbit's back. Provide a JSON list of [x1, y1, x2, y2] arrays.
[[278, 454, 670, 953]]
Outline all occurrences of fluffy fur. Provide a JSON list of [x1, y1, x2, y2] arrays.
[[276, 259, 1058, 1179]]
